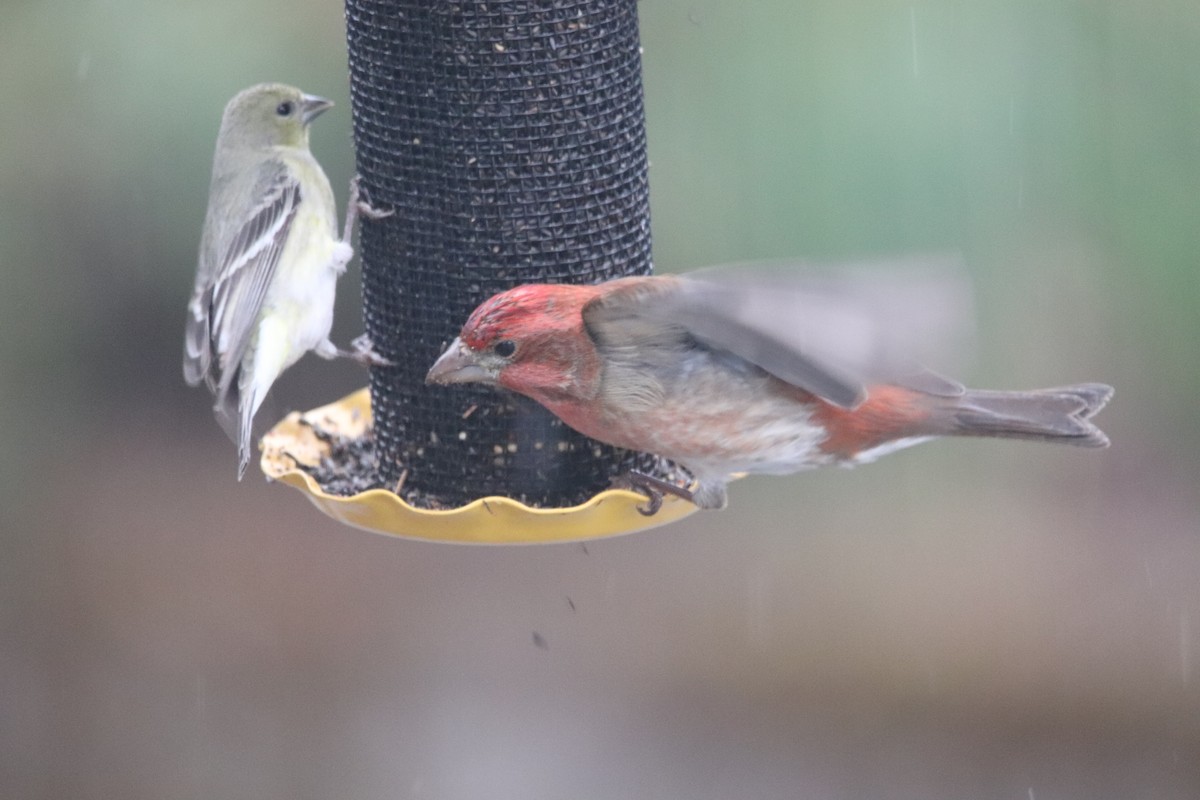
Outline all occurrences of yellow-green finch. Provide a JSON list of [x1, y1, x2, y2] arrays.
[[183, 83, 384, 479]]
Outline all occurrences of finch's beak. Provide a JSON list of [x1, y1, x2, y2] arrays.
[[300, 94, 334, 126], [426, 337, 495, 386]]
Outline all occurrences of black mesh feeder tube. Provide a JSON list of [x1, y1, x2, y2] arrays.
[[259, 0, 698, 540]]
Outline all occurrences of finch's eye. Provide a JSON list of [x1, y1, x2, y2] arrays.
[[493, 340, 516, 358], [276, 101, 294, 117]]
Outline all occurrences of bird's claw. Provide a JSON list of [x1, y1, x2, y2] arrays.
[[619, 471, 695, 516], [348, 175, 393, 221], [348, 334, 393, 367], [356, 199, 393, 221], [637, 493, 662, 517]]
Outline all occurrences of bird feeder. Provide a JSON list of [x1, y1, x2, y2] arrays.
[[260, 0, 698, 541]]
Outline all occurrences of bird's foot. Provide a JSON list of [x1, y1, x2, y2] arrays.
[[345, 334, 393, 367], [314, 335, 393, 367], [340, 176, 393, 243], [618, 471, 697, 516]]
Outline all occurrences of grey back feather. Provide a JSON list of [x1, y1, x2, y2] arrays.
[[583, 257, 973, 408], [183, 159, 301, 425]]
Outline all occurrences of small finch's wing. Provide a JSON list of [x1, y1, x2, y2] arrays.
[[583, 258, 972, 409], [184, 161, 302, 408]]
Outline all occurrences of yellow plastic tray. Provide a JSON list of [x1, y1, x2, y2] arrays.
[[260, 389, 698, 543]]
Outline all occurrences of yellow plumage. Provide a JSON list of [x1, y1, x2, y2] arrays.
[[184, 84, 358, 479]]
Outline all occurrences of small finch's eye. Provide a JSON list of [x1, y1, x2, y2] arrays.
[[493, 340, 516, 358], [276, 101, 294, 117]]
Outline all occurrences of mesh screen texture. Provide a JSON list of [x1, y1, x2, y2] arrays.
[[345, 0, 663, 508]]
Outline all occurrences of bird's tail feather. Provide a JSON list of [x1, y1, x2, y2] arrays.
[[211, 376, 254, 481], [936, 383, 1112, 447], [235, 403, 253, 480]]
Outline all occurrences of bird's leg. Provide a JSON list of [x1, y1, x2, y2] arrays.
[[314, 335, 393, 367], [623, 471, 697, 516], [341, 174, 393, 244], [324, 176, 396, 369]]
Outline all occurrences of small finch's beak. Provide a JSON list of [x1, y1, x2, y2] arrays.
[[300, 94, 334, 126], [426, 338, 495, 386]]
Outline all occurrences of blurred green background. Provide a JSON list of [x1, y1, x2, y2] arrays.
[[2, 1, 1198, 798]]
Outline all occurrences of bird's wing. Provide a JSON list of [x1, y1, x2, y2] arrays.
[[582, 258, 972, 409], [184, 160, 302, 404]]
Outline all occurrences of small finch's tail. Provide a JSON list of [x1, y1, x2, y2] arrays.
[[211, 370, 254, 481], [936, 383, 1113, 447]]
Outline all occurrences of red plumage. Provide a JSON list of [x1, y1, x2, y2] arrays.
[[428, 269, 1112, 511]]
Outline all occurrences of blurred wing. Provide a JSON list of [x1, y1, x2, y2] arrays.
[[184, 160, 302, 402], [583, 256, 973, 409]]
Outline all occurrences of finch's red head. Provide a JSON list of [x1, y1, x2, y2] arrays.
[[426, 283, 604, 403], [457, 284, 586, 352]]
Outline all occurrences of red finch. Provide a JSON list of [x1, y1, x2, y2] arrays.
[[426, 267, 1112, 512]]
